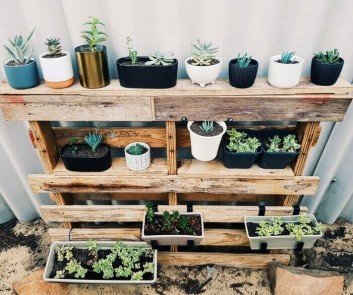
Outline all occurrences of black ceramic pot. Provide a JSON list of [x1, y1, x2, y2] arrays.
[[229, 58, 258, 88], [311, 57, 344, 86]]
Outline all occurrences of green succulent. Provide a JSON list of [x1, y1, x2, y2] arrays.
[[115, 265, 133, 278], [65, 259, 87, 279], [127, 143, 144, 155], [126, 36, 138, 65], [54, 270, 65, 279], [93, 257, 115, 279], [45, 38, 62, 56], [146, 50, 174, 66], [143, 262, 155, 274], [236, 53, 252, 68], [279, 51, 296, 64], [191, 39, 219, 66], [266, 134, 300, 153], [4, 28, 35, 65], [56, 245, 73, 262], [226, 129, 260, 153], [179, 215, 194, 234], [145, 202, 155, 223], [85, 131, 102, 152], [81, 16, 107, 51], [199, 121, 214, 133], [285, 215, 323, 241], [131, 271, 144, 281], [315, 48, 340, 64]]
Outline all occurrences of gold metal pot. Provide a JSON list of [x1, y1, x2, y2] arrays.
[[75, 45, 110, 89]]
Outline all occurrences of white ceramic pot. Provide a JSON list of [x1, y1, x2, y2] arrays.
[[125, 142, 151, 171], [141, 212, 204, 246], [187, 121, 226, 161], [245, 215, 323, 250], [43, 241, 157, 284], [39, 51, 74, 88], [185, 56, 222, 87], [268, 55, 303, 88]]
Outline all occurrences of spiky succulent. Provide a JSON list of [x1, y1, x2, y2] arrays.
[[236, 53, 252, 68], [45, 38, 62, 56], [4, 28, 35, 65], [81, 16, 107, 51], [199, 121, 214, 133], [127, 143, 144, 155], [226, 129, 260, 153], [314, 48, 340, 64], [191, 39, 219, 66], [126, 36, 138, 65], [279, 51, 296, 64], [145, 50, 174, 66], [85, 131, 102, 151]]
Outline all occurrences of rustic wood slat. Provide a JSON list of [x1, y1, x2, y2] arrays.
[[158, 252, 290, 268]]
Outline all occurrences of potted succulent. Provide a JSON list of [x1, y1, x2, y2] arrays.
[[44, 240, 157, 284], [39, 38, 74, 89], [311, 49, 344, 86], [229, 53, 258, 88], [60, 130, 112, 172], [185, 39, 222, 87], [142, 203, 204, 246], [117, 37, 178, 88], [245, 215, 323, 250], [124, 142, 151, 171], [223, 128, 261, 169], [3, 28, 39, 89], [75, 16, 110, 88], [258, 130, 301, 169], [268, 51, 303, 88], [187, 121, 226, 161]]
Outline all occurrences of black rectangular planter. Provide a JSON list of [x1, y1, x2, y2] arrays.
[[223, 130, 261, 169], [60, 143, 112, 172], [258, 129, 300, 169], [116, 56, 178, 89]]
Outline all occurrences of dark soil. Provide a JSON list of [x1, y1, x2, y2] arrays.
[[144, 214, 202, 236], [126, 145, 148, 155], [190, 121, 223, 137], [122, 60, 149, 66], [42, 53, 67, 58], [247, 221, 316, 237], [275, 59, 299, 64], [61, 144, 109, 158], [6, 60, 33, 67], [49, 247, 154, 281], [0, 218, 38, 252], [187, 58, 220, 66]]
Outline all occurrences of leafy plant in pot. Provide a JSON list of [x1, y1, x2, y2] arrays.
[[245, 215, 323, 250], [185, 39, 222, 87], [3, 28, 39, 89], [39, 38, 74, 89], [223, 128, 261, 169], [116, 37, 178, 88], [311, 48, 344, 86], [187, 121, 226, 161], [229, 53, 258, 88], [124, 142, 151, 171], [141, 202, 204, 246], [44, 240, 157, 283], [268, 51, 303, 88], [75, 16, 110, 88], [60, 130, 112, 172], [258, 130, 301, 169]]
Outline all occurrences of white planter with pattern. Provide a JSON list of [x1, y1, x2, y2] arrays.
[[124, 142, 151, 171]]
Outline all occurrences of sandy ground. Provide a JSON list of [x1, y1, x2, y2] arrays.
[[0, 219, 352, 295]]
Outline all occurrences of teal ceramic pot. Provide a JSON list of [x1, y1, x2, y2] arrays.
[[3, 58, 39, 89]]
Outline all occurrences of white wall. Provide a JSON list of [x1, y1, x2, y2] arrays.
[[0, 0, 353, 221]]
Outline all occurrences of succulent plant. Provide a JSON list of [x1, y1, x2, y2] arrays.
[[314, 48, 340, 64], [45, 38, 62, 56], [266, 134, 301, 153], [145, 202, 155, 223], [279, 51, 296, 64], [56, 245, 74, 262], [199, 121, 214, 133], [256, 218, 284, 237], [236, 53, 252, 68], [85, 131, 102, 151], [191, 39, 219, 66], [145, 50, 174, 66], [65, 259, 87, 279], [226, 129, 261, 153], [126, 36, 138, 65], [4, 28, 35, 65], [54, 270, 66, 279], [127, 143, 145, 155], [81, 16, 107, 51]]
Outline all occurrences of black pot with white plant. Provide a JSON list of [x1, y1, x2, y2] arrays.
[[124, 142, 151, 171], [229, 53, 258, 88], [117, 37, 178, 88], [311, 48, 344, 86]]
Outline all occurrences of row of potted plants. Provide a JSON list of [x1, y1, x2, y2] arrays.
[[188, 121, 301, 169], [3, 17, 344, 90]]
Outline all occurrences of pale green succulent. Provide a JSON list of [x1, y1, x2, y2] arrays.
[[56, 245, 73, 262], [81, 16, 107, 51], [199, 121, 214, 133], [45, 38, 62, 56], [191, 39, 218, 66], [54, 270, 65, 279], [226, 129, 260, 153], [115, 265, 133, 278], [143, 262, 155, 274], [4, 28, 35, 65], [285, 215, 323, 241], [279, 51, 296, 64], [131, 271, 144, 281], [93, 257, 115, 279], [65, 259, 87, 279], [315, 48, 340, 64], [266, 134, 300, 153], [145, 50, 174, 66]]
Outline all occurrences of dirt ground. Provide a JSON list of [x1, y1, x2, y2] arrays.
[[0, 218, 352, 295]]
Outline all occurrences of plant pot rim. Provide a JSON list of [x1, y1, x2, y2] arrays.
[[74, 44, 107, 54], [124, 142, 150, 156], [270, 55, 304, 65], [263, 149, 300, 155], [142, 212, 204, 238], [39, 51, 70, 59], [224, 144, 262, 156], [187, 121, 226, 139], [3, 58, 35, 68], [117, 56, 178, 67], [229, 58, 258, 68], [312, 56, 344, 64], [60, 143, 111, 159], [185, 56, 223, 68]]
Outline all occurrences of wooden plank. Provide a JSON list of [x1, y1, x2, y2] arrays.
[[158, 252, 290, 268], [179, 193, 280, 203], [29, 174, 319, 195], [166, 121, 177, 175], [154, 95, 352, 122], [200, 229, 249, 246], [53, 127, 166, 148]]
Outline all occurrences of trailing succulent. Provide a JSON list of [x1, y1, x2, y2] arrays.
[[45, 38, 63, 57], [199, 121, 214, 133], [314, 48, 340, 64], [266, 134, 301, 153], [278, 51, 296, 64], [81, 16, 107, 51], [191, 39, 219, 66], [146, 50, 175, 66], [127, 143, 145, 155], [236, 53, 252, 68], [126, 36, 138, 65], [4, 28, 35, 65], [226, 129, 261, 153]]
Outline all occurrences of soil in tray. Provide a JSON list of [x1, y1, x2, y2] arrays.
[[61, 144, 109, 158], [50, 248, 154, 281], [144, 214, 202, 236], [247, 221, 316, 237], [190, 121, 223, 137]]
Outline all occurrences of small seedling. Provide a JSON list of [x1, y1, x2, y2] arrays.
[[65, 259, 87, 279], [81, 16, 107, 51], [45, 38, 62, 56], [145, 202, 155, 223], [54, 270, 66, 279], [131, 271, 144, 281], [236, 53, 252, 68], [69, 137, 78, 154], [146, 50, 174, 66], [115, 265, 133, 278], [4, 28, 35, 65], [191, 39, 218, 66], [279, 51, 295, 64], [56, 245, 73, 262], [179, 215, 194, 234], [93, 257, 115, 279], [314, 48, 340, 64], [127, 143, 144, 155], [226, 129, 260, 153], [199, 121, 214, 133], [126, 36, 138, 65], [85, 131, 102, 152]]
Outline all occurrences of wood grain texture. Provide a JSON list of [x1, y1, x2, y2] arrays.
[[166, 121, 177, 175], [158, 252, 290, 268]]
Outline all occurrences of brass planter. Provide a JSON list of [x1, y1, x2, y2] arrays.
[[75, 45, 110, 89]]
